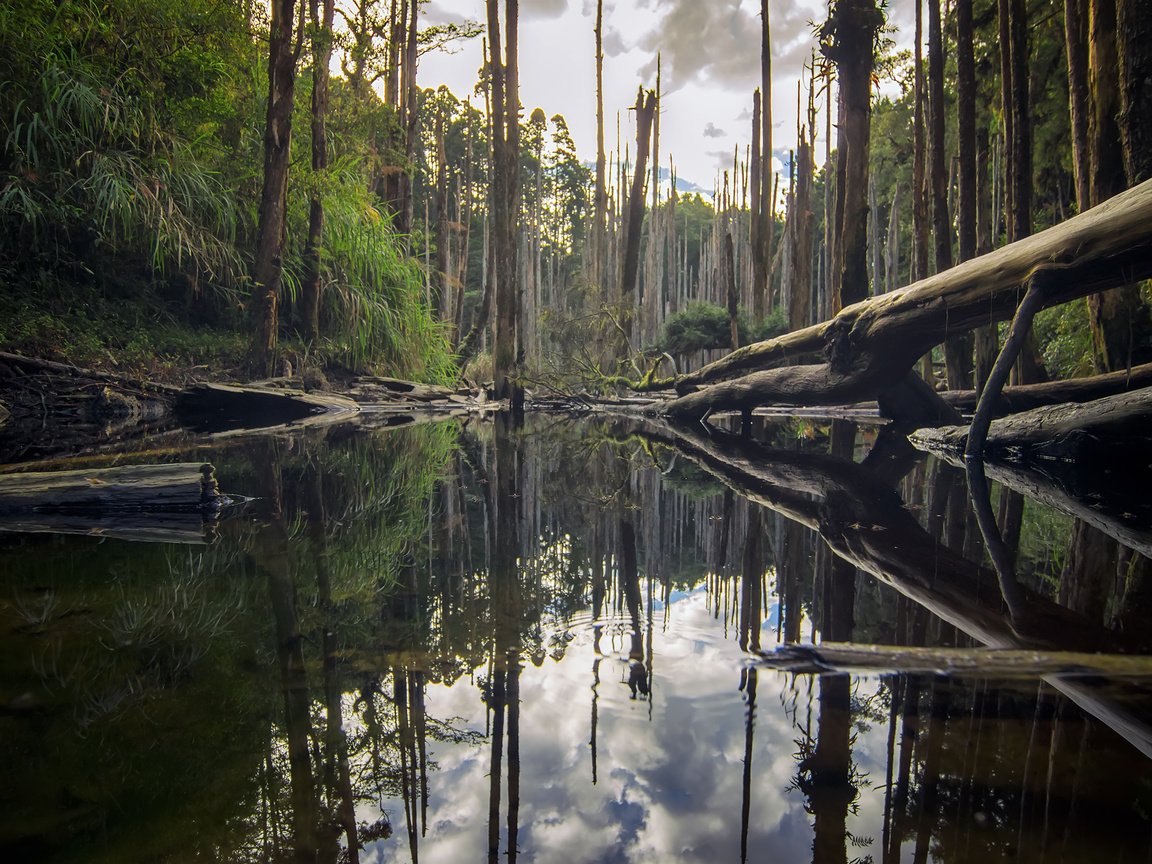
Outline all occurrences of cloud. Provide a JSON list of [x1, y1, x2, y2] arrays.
[[703, 122, 727, 138], [522, 0, 569, 20], [633, 0, 820, 94]]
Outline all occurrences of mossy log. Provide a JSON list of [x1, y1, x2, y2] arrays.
[[659, 178, 1152, 421]]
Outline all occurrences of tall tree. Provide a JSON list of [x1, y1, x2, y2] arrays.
[[757, 0, 773, 319], [1116, 0, 1152, 185], [301, 0, 336, 343], [253, 0, 303, 374], [940, 0, 973, 389], [821, 0, 884, 311], [486, 0, 522, 408], [591, 0, 607, 293], [619, 87, 657, 354]]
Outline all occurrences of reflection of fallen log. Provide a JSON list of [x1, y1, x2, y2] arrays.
[[914, 439, 1152, 560], [629, 420, 1152, 757], [631, 419, 1122, 652], [656, 179, 1152, 421], [758, 642, 1152, 679], [175, 383, 360, 433], [0, 462, 228, 543]]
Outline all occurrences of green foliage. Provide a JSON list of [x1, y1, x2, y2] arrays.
[[0, 0, 454, 380], [658, 302, 788, 355]]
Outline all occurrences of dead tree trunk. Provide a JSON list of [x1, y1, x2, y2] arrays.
[[619, 87, 657, 356]]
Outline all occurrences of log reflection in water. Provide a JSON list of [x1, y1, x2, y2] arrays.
[[626, 418, 1152, 760]]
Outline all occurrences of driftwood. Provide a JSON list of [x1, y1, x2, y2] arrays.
[[0, 351, 181, 396], [0, 462, 226, 543], [757, 642, 1152, 678], [175, 383, 360, 433], [656, 178, 1152, 421]]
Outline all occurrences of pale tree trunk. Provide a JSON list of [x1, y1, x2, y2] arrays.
[[1065, 0, 1091, 212], [253, 0, 301, 375], [758, 0, 773, 318], [487, 0, 522, 408], [592, 0, 607, 293]]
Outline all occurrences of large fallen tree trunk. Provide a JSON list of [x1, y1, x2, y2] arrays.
[[941, 361, 1152, 414], [0, 462, 225, 512], [0, 462, 228, 543], [657, 178, 1152, 421], [175, 383, 359, 433], [911, 385, 1152, 463]]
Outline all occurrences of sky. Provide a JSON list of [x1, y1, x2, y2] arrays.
[[418, 0, 917, 196]]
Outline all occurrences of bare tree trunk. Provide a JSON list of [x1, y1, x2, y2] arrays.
[[619, 87, 657, 356], [758, 0, 773, 317], [1066, 0, 1092, 211], [253, 0, 301, 375], [592, 0, 607, 293], [1086, 0, 1140, 372], [301, 0, 335, 344], [824, 0, 883, 314], [1116, 0, 1152, 185], [789, 128, 815, 330]]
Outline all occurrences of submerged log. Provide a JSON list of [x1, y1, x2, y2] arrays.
[[0, 462, 224, 513], [757, 642, 1152, 678], [658, 178, 1152, 420]]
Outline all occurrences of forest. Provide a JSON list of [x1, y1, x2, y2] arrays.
[[1, 0, 1149, 417]]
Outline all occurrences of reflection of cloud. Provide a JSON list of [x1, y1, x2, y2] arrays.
[[703, 122, 727, 138], [368, 589, 878, 863]]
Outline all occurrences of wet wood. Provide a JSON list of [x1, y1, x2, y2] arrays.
[[0, 351, 181, 396], [657, 178, 1152, 420], [0, 462, 223, 514], [910, 386, 1152, 462], [0, 512, 215, 545], [758, 642, 1152, 678], [941, 361, 1152, 414]]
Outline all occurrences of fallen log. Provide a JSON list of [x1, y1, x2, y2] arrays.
[[910, 386, 1152, 464], [756, 642, 1152, 679], [0, 462, 225, 513], [175, 383, 359, 433], [942, 362, 1152, 415], [658, 178, 1152, 420], [0, 463, 228, 543]]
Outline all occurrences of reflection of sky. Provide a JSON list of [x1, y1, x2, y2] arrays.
[[364, 585, 890, 864]]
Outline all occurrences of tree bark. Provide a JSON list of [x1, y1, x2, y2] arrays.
[[823, 0, 882, 313], [619, 87, 657, 355], [301, 0, 335, 343], [659, 179, 1152, 418], [253, 0, 301, 374], [1116, 0, 1152, 185]]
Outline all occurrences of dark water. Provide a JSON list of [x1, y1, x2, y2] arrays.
[[2, 415, 1152, 863]]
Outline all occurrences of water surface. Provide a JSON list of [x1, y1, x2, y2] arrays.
[[2, 415, 1151, 863]]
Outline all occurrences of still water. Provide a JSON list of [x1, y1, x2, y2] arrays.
[[2, 415, 1152, 863]]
